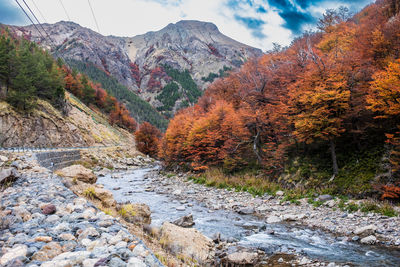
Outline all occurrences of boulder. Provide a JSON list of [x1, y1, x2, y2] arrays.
[[275, 190, 284, 197], [354, 225, 377, 236], [316, 194, 333, 202], [360, 235, 377, 245], [57, 165, 97, 184], [40, 204, 57, 215], [226, 251, 259, 265], [118, 203, 151, 224], [93, 186, 117, 207], [237, 207, 255, 215], [172, 214, 195, 227], [0, 168, 20, 185], [0, 245, 27, 265], [159, 222, 215, 264], [0, 155, 8, 162], [281, 214, 298, 221], [32, 242, 63, 261]]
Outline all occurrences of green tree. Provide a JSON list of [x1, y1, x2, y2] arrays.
[[0, 35, 15, 93], [80, 75, 95, 105], [7, 48, 36, 111]]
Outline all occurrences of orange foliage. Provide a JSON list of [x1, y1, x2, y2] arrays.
[[159, 0, 400, 179], [135, 122, 161, 157], [61, 65, 137, 132], [381, 185, 400, 200]]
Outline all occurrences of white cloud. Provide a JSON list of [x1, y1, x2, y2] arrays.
[[19, 0, 371, 51]]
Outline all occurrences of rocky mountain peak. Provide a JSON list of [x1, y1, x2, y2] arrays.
[[10, 20, 262, 117], [174, 20, 219, 32]]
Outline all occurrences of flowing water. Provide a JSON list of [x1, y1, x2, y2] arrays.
[[97, 167, 400, 266]]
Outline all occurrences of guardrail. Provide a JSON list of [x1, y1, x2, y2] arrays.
[[0, 145, 118, 152]]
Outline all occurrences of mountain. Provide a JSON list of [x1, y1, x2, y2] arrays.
[[10, 20, 262, 117]]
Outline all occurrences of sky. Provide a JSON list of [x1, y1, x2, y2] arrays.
[[1, 0, 374, 51]]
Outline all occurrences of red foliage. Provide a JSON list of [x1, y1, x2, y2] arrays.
[[100, 57, 110, 76], [129, 62, 141, 87], [207, 44, 222, 58], [135, 122, 161, 157], [147, 67, 170, 91]]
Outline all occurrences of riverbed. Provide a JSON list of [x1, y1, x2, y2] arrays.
[[97, 167, 400, 266]]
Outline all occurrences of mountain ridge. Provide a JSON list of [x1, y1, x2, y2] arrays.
[[9, 20, 262, 116]]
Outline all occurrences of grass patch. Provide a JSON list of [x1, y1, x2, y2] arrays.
[[83, 187, 97, 200], [188, 168, 281, 197], [101, 208, 112, 216], [118, 204, 137, 219], [379, 203, 398, 217], [154, 253, 169, 266]]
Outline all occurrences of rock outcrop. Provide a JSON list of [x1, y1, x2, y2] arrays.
[[0, 94, 134, 148], [57, 164, 97, 184], [159, 222, 215, 264]]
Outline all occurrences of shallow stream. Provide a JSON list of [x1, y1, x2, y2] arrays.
[[97, 167, 400, 266]]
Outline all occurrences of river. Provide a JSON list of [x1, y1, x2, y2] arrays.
[[97, 167, 400, 266]]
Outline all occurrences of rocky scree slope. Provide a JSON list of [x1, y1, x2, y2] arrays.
[[11, 20, 262, 115], [0, 92, 134, 148]]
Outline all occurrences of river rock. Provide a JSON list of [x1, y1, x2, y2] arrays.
[[35, 236, 52, 242], [360, 235, 377, 244], [237, 207, 255, 215], [172, 214, 195, 227], [12, 206, 31, 221], [40, 204, 57, 215], [0, 155, 8, 162], [93, 186, 117, 207], [127, 257, 147, 267], [282, 214, 298, 221], [226, 251, 259, 265], [159, 222, 215, 264], [57, 165, 97, 184], [118, 203, 151, 224], [0, 245, 27, 265], [176, 205, 186, 211], [354, 224, 377, 235], [0, 168, 20, 185], [316, 194, 333, 202], [32, 242, 63, 261], [266, 215, 282, 224], [48, 251, 91, 265], [275, 191, 284, 197]]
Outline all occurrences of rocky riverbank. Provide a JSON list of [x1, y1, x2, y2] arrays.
[[146, 170, 400, 249], [0, 154, 162, 267], [2, 149, 400, 267]]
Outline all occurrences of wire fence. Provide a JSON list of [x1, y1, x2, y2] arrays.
[[0, 145, 117, 152]]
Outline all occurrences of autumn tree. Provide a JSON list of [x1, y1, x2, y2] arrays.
[[186, 100, 250, 171], [159, 106, 200, 167], [135, 122, 161, 157], [368, 59, 400, 180]]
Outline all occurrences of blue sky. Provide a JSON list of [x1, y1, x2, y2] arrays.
[[1, 0, 374, 51]]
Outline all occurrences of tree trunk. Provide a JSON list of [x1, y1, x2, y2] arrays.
[[330, 139, 339, 175], [253, 129, 262, 165]]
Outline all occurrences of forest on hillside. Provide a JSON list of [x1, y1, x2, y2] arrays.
[[158, 0, 400, 198], [66, 59, 168, 130], [0, 28, 137, 132]]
